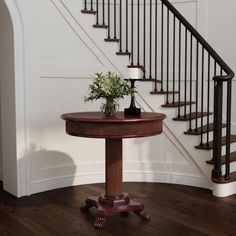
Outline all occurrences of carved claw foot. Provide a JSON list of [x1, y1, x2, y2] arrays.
[[80, 198, 97, 213], [134, 210, 150, 222], [80, 204, 92, 213], [80, 201, 93, 213], [94, 217, 106, 228]]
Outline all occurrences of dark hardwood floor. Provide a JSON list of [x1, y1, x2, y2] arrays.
[[0, 182, 235, 236]]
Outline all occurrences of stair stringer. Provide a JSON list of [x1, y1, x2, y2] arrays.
[[137, 85, 213, 182], [137, 86, 236, 196]]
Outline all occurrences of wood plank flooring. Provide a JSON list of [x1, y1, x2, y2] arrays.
[[0, 182, 235, 236]]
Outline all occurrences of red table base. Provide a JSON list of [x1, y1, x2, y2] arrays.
[[62, 112, 166, 229], [80, 193, 150, 228]]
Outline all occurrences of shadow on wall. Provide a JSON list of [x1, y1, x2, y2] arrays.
[[27, 143, 76, 194]]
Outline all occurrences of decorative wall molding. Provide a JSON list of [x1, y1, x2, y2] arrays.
[[40, 63, 104, 79], [2, 0, 29, 197], [197, 0, 236, 73]]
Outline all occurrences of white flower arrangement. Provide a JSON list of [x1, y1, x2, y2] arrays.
[[84, 72, 136, 116], [84, 72, 135, 102]]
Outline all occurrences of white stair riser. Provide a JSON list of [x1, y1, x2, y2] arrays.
[[202, 142, 236, 158], [222, 161, 236, 175], [221, 142, 236, 156]]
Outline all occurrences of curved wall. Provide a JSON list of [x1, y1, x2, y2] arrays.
[[1, 0, 235, 196]]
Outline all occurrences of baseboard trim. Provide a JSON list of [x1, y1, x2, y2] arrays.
[[124, 171, 211, 189], [31, 171, 211, 195], [31, 172, 105, 195]]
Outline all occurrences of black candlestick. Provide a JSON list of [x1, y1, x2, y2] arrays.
[[124, 79, 141, 116]]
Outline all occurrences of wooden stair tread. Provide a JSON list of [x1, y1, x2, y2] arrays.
[[127, 64, 144, 69], [81, 9, 97, 14], [105, 38, 120, 42], [173, 112, 212, 121], [185, 123, 227, 135], [196, 135, 236, 150], [151, 91, 179, 95], [139, 78, 161, 82], [206, 151, 236, 165], [212, 171, 236, 184], [116, 51, 131, 56], [162, 101, 195, 108], [93, 24, 108, 29]]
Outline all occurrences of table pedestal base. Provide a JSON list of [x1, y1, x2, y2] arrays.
[[80, 193, 150, 228]]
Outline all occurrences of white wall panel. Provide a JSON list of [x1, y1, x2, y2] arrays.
[[201, 0, 236, 71], [197, 0, 236, 126]]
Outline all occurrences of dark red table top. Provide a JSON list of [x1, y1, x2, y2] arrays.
[[61, 111, 166, 139], [61, 111, 166, 123]]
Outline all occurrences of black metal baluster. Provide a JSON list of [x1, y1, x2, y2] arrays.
[[143, 0, 146, 78], [96, 0, 99, 25], [91, 0, 94, 10], [131, 0, 134, 65], [225, 79, 232, 180], [149, 0, 153, 79], [137, 0, 140, 66], [114, 0, 117, 39], [108, 0, 111, 39], [102, 0, 105, 25], [154, 0, 158, 92], [126, 0, 129, 53], [161, 2, 164, 91], [200, 46, 204, 146], [172, 16, 176, 103], [119, 0, 122, 52], [206, 54, 211, 146], [184, 28, 188, 117], [166, 8, 169, 103], [178, 21, 181, 117], [189, 34, 193, 131], [84, 0, 87, 10], [195, 41, 199, 131]]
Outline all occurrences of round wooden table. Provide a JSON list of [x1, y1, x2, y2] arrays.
[[61, 111, 166, 228]]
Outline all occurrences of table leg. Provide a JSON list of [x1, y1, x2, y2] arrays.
[[80, 138, 150, 228], [105, 138, 123, 197]]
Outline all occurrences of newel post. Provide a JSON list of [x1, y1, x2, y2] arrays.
[[212, 79, 223, 179]]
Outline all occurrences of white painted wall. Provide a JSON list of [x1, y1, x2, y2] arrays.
[[0, 0, 235, 196]]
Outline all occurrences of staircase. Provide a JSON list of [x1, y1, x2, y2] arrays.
[[81, 0, 235, 196]]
